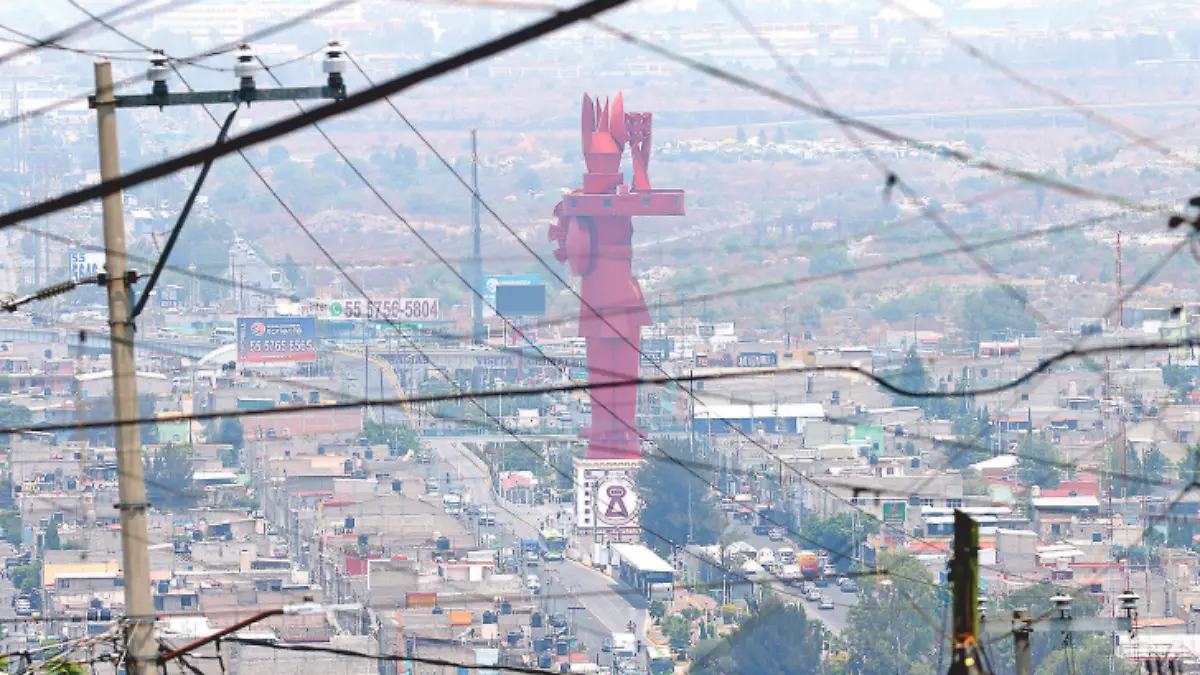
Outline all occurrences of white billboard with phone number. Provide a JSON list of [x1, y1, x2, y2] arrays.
[[302, 297, 439, 321]]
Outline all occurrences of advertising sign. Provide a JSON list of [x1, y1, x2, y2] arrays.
[[68, 250, 105, 282], [483, 275, 540, 317], [594, 476, 641, 528], [881, 502, 907, 524], [237, 317, 317, 363], [302, 298, 439, 322], [495, 283, 546, 317]]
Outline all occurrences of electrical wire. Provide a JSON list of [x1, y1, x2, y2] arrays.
[[0, 0, 627, 236], [879, 0, 1188, 166]]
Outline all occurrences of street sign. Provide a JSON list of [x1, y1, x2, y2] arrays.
[[881, 502, 907, 524], [302, 297, 439, 322]]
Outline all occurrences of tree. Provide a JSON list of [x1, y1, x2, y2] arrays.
[[10, 561, 41, 595], [959, 286, 1038, 339], [774, 126, 787, 144], [756, 129, 768, 146], [808, 245, 849, 276], [144, 444, 198, 511], [362, 420, 419, 456], [214, 418, 244, 451], [799, 513, 879, 572], [813, 282, 846, 310], [843, 552, 939, 675], [0, 510, 21, 546], [1018, 434, 1062, 489], [639, 439, 724, 556], [692, 601, 824, 675], [735, 125, 747, 143], [43, 520, 60, 551], [0, 402, 31, 447], [661, 614, 692, 652], [649, 600, 666, 620]]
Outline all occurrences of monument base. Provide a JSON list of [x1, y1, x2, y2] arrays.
[[573, 457, 643, 544]]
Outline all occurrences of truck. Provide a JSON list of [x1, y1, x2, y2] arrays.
[[610, 632, 637, 660], [798, 550, 820, 577], [778, 564, 803, 585]]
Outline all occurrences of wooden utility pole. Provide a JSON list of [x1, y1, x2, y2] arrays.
[[94, 59, 154, 675], [948, 510, 981, 675]]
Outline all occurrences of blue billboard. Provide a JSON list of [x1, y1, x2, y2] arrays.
[[236, 317, 317, 363], [483, 275, 540, 317]]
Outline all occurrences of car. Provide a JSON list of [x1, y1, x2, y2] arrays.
[[525, 551, 540, 566], [549, 613, 568, 629], [805, 589, 821, 602], [822, 564, 836, 576], [814, 576, 830, 588], [841, 582, 858, 593], [768, 528, 785, 541], [836, 577, 849, 587], [819, 597, 835, 610], [601, 638, 612, 653], [751, 525, 770, 536]]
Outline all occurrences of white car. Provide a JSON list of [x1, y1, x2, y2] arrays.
[[526, 575, 541, 593]]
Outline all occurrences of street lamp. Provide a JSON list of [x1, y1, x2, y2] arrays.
[[782, 304, 791, 348]]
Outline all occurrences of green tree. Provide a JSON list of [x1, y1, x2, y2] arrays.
[[813, 282, 847, 310], [1018, 434, 1062, 488], [639, 440, 724, 556], [0, 510, 22, 546], [0, 402, 31, 448], [808, 244, 850, 276], [736, 125, 747, 143], [799, 513, 879, 572], [661, 614, 692, 652], [43, 520, 60, 551], [843, 552, 939, 675], [692, 600, 824, 675], [214, 417, 244, 449], [10, 561, 41, 595], [649, 599, 666, 620], [756, 129, 768, 146], [362, 420, 419, 456], [144, 444, 198, 510], [960, 286, 1038, 339]]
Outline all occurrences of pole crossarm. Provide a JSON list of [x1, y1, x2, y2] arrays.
[[981, 616, 1134, 636], [89, 85, 345, 108]]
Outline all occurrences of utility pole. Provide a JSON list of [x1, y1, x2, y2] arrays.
[[947, 510, 981, 675], [1013, 608, 1032, 675], [469, 129, 485, 344], [94, 59, 154, 675], [86, 45, 347, 673]]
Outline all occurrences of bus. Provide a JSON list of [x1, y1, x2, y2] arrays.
[[648, 645, 674, 675], [539, 528, 566, 561]]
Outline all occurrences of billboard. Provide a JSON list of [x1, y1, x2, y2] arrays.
[[881, 502, 907, 524], [68, 250, 105, 282], [483, 275, 540, 317], [237, 317, 317, 363], [495, 284, 546, 317], [302, 297, 439, 322]]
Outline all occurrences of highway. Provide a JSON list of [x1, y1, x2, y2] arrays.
[[423, 437, 648, 666]]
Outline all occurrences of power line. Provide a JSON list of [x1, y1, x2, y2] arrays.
[[879, 0, 1187, 164], [0, 0, 627, 233], [0, 337, 1193, 435]]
